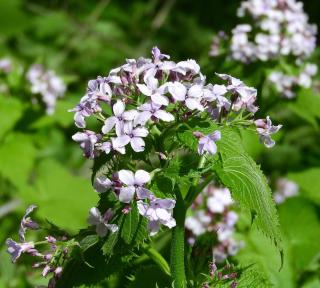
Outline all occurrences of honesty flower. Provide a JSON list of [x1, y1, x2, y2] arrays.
[[87, 76, 112, 102], [137, 196, 176, 236], [87, 207, 118, 237], [118, 169, 151, 203], [6, 238, 35, 263], [255, 116, 282, 148], [137, 71, 170, 106], [102, 100, 137, 136], [19, 205, 39, 242], [197, 130, 221, 155], [72, 131, 101, 159]]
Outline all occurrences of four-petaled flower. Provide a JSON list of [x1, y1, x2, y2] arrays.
[[197, 130, 221, 155], [137, 196, 176, 236], [255, 116, 282, 148], [118, 170, 151, 203]]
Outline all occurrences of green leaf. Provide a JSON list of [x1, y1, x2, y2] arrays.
[[214, 127, 282, 250], [0, 96, 24, 139], [102, 227, 120, 256], [121, 203, 141, 244], [28, 159, 98, 231], [288, 89, 320, 129], [287, 168, 320, 205], [237, 265, 272, 288], [0, 133, 36, 190]]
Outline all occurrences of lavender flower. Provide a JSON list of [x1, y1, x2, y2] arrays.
[[255, 116, 282, 148], [273, 178, 299, 204], [72, 131, 101, 159], [93, 176, 113, 193], [6, 238, 35, 263], [19, 205, 39, 242], [87, 207, 118, 237], [135, 102, 174, 125], [118, 169, 151, 203], [137, 196, 176, 236], [197, 131, 221, 155]]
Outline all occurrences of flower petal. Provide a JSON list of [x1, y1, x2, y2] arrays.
[[135, 170, 151, 185], [118, 170, 135, 186], [102, 117, 117, 134], [113, 100, 125, 116], [168, 82, 187, 101], [154, 110, 174, 122], [119, 186, 136, 203], [130, 137, 145, 152]]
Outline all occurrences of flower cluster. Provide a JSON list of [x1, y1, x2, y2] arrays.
[[185, 184, 243, 263], [26, 64, 66, 115], [6, 206, 73, 287], [70, 47, 282, 158], [268, 63, 318, 98], [231, 0, 317, 62], [273, 178, 299, 204], [91, 169, 176, 236]]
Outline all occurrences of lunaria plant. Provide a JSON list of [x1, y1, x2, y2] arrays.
[[7, 47, 283, 287]]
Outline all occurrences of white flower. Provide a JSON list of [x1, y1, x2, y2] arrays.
[[102, 100, 137, 136], [118, 169, 151, 203], [137, 196, 176, 236]]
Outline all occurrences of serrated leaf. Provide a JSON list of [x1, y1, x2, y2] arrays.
[[237, 265, 272, 288], [121, 203, 141, 244], [214, 127, 282, 250], [102, 227, 120, 256]]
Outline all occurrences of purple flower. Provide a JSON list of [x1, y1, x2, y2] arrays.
[[87, 207, 118, 237], [113, 122, 149, 153], [87, 76, 112, 102], [72, 131, 101, 159], [69, 94, 101, 128], [19, 205, 39, 242], [255, 116, 282, 148], [6, 238, 35, 263], [198, 131, 221, 155], [137, 71, 170, 106], [151, 47, 170, 63], [118, 169, 151, 203], [102, 100, 137, 136], [93, 176, 113, 193], [172, 59, 200, 75], [135, 102, 174, 125], [137, 196, 176, 236]]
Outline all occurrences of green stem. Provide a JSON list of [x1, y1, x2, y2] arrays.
[[170, 189, 187, 288]]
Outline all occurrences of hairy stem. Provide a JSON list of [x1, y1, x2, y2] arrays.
[[170, 189, 186, 288]]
